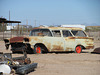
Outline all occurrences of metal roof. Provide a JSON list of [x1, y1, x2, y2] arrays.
[[0, 18, 21, 23]]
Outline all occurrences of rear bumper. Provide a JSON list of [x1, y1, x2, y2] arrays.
[[85, 45, 94, 49]]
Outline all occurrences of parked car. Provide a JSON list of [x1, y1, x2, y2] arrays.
[[4, 27, 94, 53]]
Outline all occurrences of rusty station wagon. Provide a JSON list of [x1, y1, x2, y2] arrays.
[[4, 27, 94, 53]]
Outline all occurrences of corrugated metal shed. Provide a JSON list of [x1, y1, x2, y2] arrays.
[[0, 18, 21, 23]]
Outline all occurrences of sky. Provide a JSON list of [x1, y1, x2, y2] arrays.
[[0, 0, 100, 27]]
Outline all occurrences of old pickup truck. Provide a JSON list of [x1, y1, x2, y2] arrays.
[[4, 27, 94, 53]]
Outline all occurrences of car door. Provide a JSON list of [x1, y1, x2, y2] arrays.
[[62, 30, 76, 51], [43, 30, 64, 52]]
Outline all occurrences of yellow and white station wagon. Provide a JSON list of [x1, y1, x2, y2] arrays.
[[4, 27, 94, 53]]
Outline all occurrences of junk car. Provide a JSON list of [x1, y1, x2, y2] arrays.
[[4, 27, 94, 53]]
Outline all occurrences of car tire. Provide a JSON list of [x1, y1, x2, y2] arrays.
[[75, 46, 82, 53], [34, 45, 42, 54]]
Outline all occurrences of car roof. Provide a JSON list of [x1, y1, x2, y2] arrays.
[[32, 27, 83, 30]]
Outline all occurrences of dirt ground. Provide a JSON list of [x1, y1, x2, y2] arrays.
[[0, 41, 100, 75]]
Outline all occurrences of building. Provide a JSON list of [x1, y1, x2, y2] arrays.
[[61, 24, 85, 30]]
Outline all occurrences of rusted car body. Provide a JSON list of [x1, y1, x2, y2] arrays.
[[4, 27, 94, 53]]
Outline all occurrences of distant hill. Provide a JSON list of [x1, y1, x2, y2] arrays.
[[86, 26, 100, 31]]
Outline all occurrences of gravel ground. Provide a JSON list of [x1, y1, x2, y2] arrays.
[[0, 41, 100, 75]]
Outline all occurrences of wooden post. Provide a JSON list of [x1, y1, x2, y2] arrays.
[[18, 23, 19, 36], [2, 22, 4, 39], [11, 23, 12, 38]]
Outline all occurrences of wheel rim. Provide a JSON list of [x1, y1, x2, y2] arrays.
[[76, 46, 81, 53], [36, 46, 41, 53]]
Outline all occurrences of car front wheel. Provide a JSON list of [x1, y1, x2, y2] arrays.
[[34, 45, 42, 54]]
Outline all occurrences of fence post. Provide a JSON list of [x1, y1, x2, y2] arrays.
[[2, 22, 4, 40], [11, 23, 12, 38], [17, 23, 19, 36]]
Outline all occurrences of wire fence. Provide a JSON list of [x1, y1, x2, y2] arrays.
[[0, 29, 100, 41], [0, 30, 30, 41], [86, 31, 100, 41]]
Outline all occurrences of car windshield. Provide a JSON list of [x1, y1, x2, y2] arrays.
[[71, 30, 87, 37]]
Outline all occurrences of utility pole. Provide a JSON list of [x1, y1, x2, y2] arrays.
[[26, 19, 28, 25], [39, 21, 40, 26], [26, 19, 28, 35], [9, 10, 12, 38], [9, 10, 10, 21], [34, 20, 36, 27]]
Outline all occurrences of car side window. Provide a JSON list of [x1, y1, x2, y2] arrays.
[[62, 30, 72, 37], [40, 29, 52, 36], [52, 30, 61, 37], [30, 29, 52, 36], [30, 29, 40, 36]]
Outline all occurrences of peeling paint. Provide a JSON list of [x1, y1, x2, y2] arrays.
[[52, 45, 64, 50]]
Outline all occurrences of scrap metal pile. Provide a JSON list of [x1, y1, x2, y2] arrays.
[[92, 47, 100, 54], [0, 51, 37, 75]]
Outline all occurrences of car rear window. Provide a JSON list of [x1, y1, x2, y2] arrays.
[[71, 30, 86, 37]]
